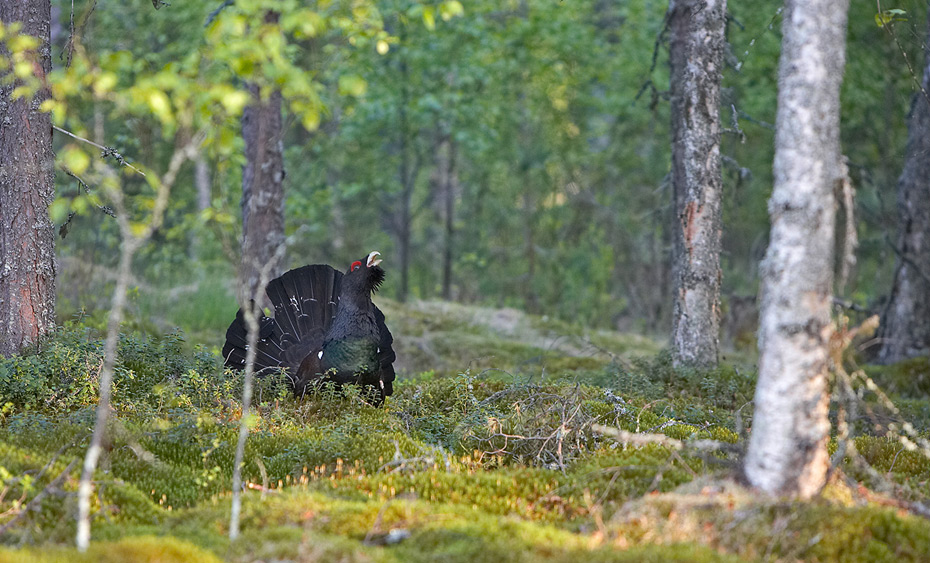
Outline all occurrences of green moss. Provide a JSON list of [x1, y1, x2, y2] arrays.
[[0, 537, 221, 563], [0, 305, 926, 562], [166, 490, 736, 563], [608, 482, 930, 563], [865, 357, 930, 398]]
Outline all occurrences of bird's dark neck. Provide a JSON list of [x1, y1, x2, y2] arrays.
[[332, 296, 368, 328], [324, 295, 377, 346]]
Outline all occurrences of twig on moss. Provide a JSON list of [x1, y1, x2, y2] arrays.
[[592, 424, 737, 454], [0, 460, 77, 537]]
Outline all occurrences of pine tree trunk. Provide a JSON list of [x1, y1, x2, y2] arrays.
[[239, 85, 285, 302], [744, 0, 849, 498], [875, 13, 930, 365], [0, 0, 57, 357], [669, 0, 726, 368]]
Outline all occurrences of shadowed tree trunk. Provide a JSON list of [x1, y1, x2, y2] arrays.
[[396, 77, 413, 303], [668, 0, 726, 368], [875, 12, 930, 365], [393, 31, 421, 303], [239, 84, 285, 302], [744, 0, 849, 498], [0, 0, 56, 357], [439, 135, 457, 300]]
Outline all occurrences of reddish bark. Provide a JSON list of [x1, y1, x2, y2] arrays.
[[0, 0, 57, 356]]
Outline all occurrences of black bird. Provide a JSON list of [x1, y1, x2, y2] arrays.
[[222, 251, 396, 405]]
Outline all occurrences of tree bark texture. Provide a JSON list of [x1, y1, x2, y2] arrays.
[[239, 85, 285, 302], [875, 13, 930, 365], [0, 0, 57, 357], [744, 0, 849, 498], [669, 0, 726, 368]]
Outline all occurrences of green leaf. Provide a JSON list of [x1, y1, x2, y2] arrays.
[[13, 60, 32, 79], [221, 90, 250, 115], [130, 221, 148, 238], [440, 1, 465, 21], [10, 86, 33, 100], [61, 147, 90, 175], [423, 6, 436, 31], [48, 198, 71, 224], [147, 90, 173, 122], [875, 9, 907, 28], [93, 72, 118, 97], [338, 74, 367, 97], [8, 34, 39, 52]]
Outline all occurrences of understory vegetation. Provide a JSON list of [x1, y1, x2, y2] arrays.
[[1, 302, 929, 562]]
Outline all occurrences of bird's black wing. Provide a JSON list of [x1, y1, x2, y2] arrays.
[[374, 305, 396, 397]]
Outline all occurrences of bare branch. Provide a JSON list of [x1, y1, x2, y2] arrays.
[[0, 460, 77, 537], [205, 0, 235, 27], [76, 132, 203, 552], [53, 125, 147, 177], [229, 225, 309, 541]]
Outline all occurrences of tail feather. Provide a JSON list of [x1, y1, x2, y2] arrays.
[[224, 265, 345, 375], [222, 307, 287, 373], [267, 275, 302, 344], [270, 265, 343, 369]]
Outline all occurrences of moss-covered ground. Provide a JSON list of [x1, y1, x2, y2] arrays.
[[1, 301, 929, 561]]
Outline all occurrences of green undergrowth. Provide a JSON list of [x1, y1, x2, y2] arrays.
[[864, 357, 930, 399], [608, 478, 930, 563], [377, 299, 662, 376], [1, 322, 929, 561]]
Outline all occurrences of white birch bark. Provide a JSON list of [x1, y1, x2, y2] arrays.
[[743, 0, 849, 498]]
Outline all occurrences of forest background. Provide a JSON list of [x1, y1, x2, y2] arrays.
[[45, 0, 922, 339], [3, 0, 930, 561]]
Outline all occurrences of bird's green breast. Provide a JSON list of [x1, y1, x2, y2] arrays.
[[322, 337, 379, 380]]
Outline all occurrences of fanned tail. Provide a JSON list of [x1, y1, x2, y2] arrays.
[[222, 265, 343, 376]]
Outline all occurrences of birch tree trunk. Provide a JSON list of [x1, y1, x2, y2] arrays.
[[744, 0, 849, 498], [875, 12, 930, 365], [239, 84, 285, 302], [669, 0, 726, 368], [0, 0, 57, 357]]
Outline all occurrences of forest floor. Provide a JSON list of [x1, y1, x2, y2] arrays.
[[1, 293, 929, 562]]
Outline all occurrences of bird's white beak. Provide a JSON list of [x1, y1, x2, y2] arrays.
[[366, 251, 382, 268]]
